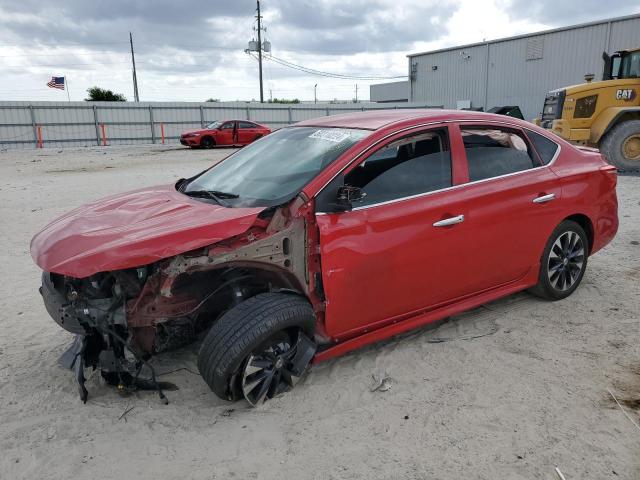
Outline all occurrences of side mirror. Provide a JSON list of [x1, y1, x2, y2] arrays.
[[332, 185, 365, 212]]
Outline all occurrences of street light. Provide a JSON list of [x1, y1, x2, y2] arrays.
[[314, 84, 318, 104]]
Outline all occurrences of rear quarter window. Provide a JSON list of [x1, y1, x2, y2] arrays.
[[526, 130, 559, 165]]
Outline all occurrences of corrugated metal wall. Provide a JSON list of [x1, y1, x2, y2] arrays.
[[409, 15, 640, 120], [370, 81, 410, 102], [410, 43, 489, 110], [0, 101, 438, 149]]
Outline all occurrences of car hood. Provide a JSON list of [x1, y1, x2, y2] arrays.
[[31, 184, 264, 278], [182, 128, 214, 136]]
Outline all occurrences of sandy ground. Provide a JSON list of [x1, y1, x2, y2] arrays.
[[0, 144, 638, 480]]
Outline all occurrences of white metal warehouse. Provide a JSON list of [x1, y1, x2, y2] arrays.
[[406, 14, 640, 120]]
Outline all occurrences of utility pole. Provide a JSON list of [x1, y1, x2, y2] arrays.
[[130, 32, 140, 102], [314, 83, 318, 104], [355, 84, 358, 103], [256, 1, 264, 103]]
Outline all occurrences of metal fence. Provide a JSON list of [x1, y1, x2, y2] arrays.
[[0, 101, 441, 149]]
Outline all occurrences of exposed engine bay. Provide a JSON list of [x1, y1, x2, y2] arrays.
[[39, 205, 322, 404]]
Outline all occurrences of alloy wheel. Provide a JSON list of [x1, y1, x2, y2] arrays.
[[241, 332, 301, 406], [547, 231, 585, 291]]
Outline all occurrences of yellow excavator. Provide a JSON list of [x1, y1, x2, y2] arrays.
[[535, 48, 640, 170]]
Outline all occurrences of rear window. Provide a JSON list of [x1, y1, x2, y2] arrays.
[[527, 130, 559, 165], [461, 127, 538, 182]]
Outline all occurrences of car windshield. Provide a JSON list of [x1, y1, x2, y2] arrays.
[[205, 121, 222, 129], [183, 126, 371, 207]]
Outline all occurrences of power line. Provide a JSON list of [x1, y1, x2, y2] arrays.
[[254, 53, 407, 80]]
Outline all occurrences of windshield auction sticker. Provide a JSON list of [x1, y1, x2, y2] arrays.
[[309, 129, 351, 143]]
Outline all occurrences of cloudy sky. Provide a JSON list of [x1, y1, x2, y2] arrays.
[[0, 0, 638, 102]]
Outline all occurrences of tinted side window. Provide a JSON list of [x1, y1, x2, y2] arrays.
[[221, 122, 234, 130], [526, 130, 559, 165], [461, 127, 537, 182], [345, 129, 452, 207], [238, 121, 256, 129]]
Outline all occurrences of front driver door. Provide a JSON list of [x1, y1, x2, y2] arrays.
[[315, 125, 473, 339], [217, 121, 235, 145]]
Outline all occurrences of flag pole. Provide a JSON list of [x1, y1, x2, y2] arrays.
[[65, 75, 70, 102]]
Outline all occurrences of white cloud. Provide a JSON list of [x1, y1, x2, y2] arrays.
[[0, 0, 637, 102]]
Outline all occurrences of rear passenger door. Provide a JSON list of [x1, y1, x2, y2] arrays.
[[452, 123, 563, 293], [238, 121, 258, 144]]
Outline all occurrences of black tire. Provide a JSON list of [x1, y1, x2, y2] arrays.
[[599, 120, 640, 171], [197, 293, 316, 402], [200, 136, 215, 149], [530, 220, 589, 301]]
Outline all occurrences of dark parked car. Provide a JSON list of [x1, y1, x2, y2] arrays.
[[31, 110, 618, 406]]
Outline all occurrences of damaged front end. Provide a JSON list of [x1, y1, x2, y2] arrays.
[[41, 267, 174, 403], [39, 203, 319, 404]]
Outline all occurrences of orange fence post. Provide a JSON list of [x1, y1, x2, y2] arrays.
[[37, 125, 43, 148], [161, 123, 165, 144], [100, 123, 107, 146]]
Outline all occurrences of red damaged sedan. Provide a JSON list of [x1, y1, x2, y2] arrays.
[[31, 110, 618, 406], [180, 119, 271, 148]]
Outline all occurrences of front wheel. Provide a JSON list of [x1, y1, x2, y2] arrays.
[[200, 136, 215, 149], [530, 220, 588, 301], [197, 293, 316, 406]]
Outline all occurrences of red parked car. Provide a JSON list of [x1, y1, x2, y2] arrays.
[[31, 110, 618, 406], [180, 120, 271, 148]]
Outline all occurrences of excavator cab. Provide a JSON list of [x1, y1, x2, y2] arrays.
[[603, 49, 640, 81]]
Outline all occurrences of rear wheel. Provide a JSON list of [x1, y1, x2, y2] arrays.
[[530, 220, 588, 301], [200, 136, 215, 149], [600, 120, 640, 171], [197, 293, 316, 405]]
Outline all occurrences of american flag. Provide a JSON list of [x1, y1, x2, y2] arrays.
[[46, 76, 65, 90]]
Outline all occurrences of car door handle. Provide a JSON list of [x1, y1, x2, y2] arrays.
[[433, 214, 465, 227], [532, 193, 556, 204]]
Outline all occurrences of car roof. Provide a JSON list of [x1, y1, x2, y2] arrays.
[[294, 109, 533, 131]]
